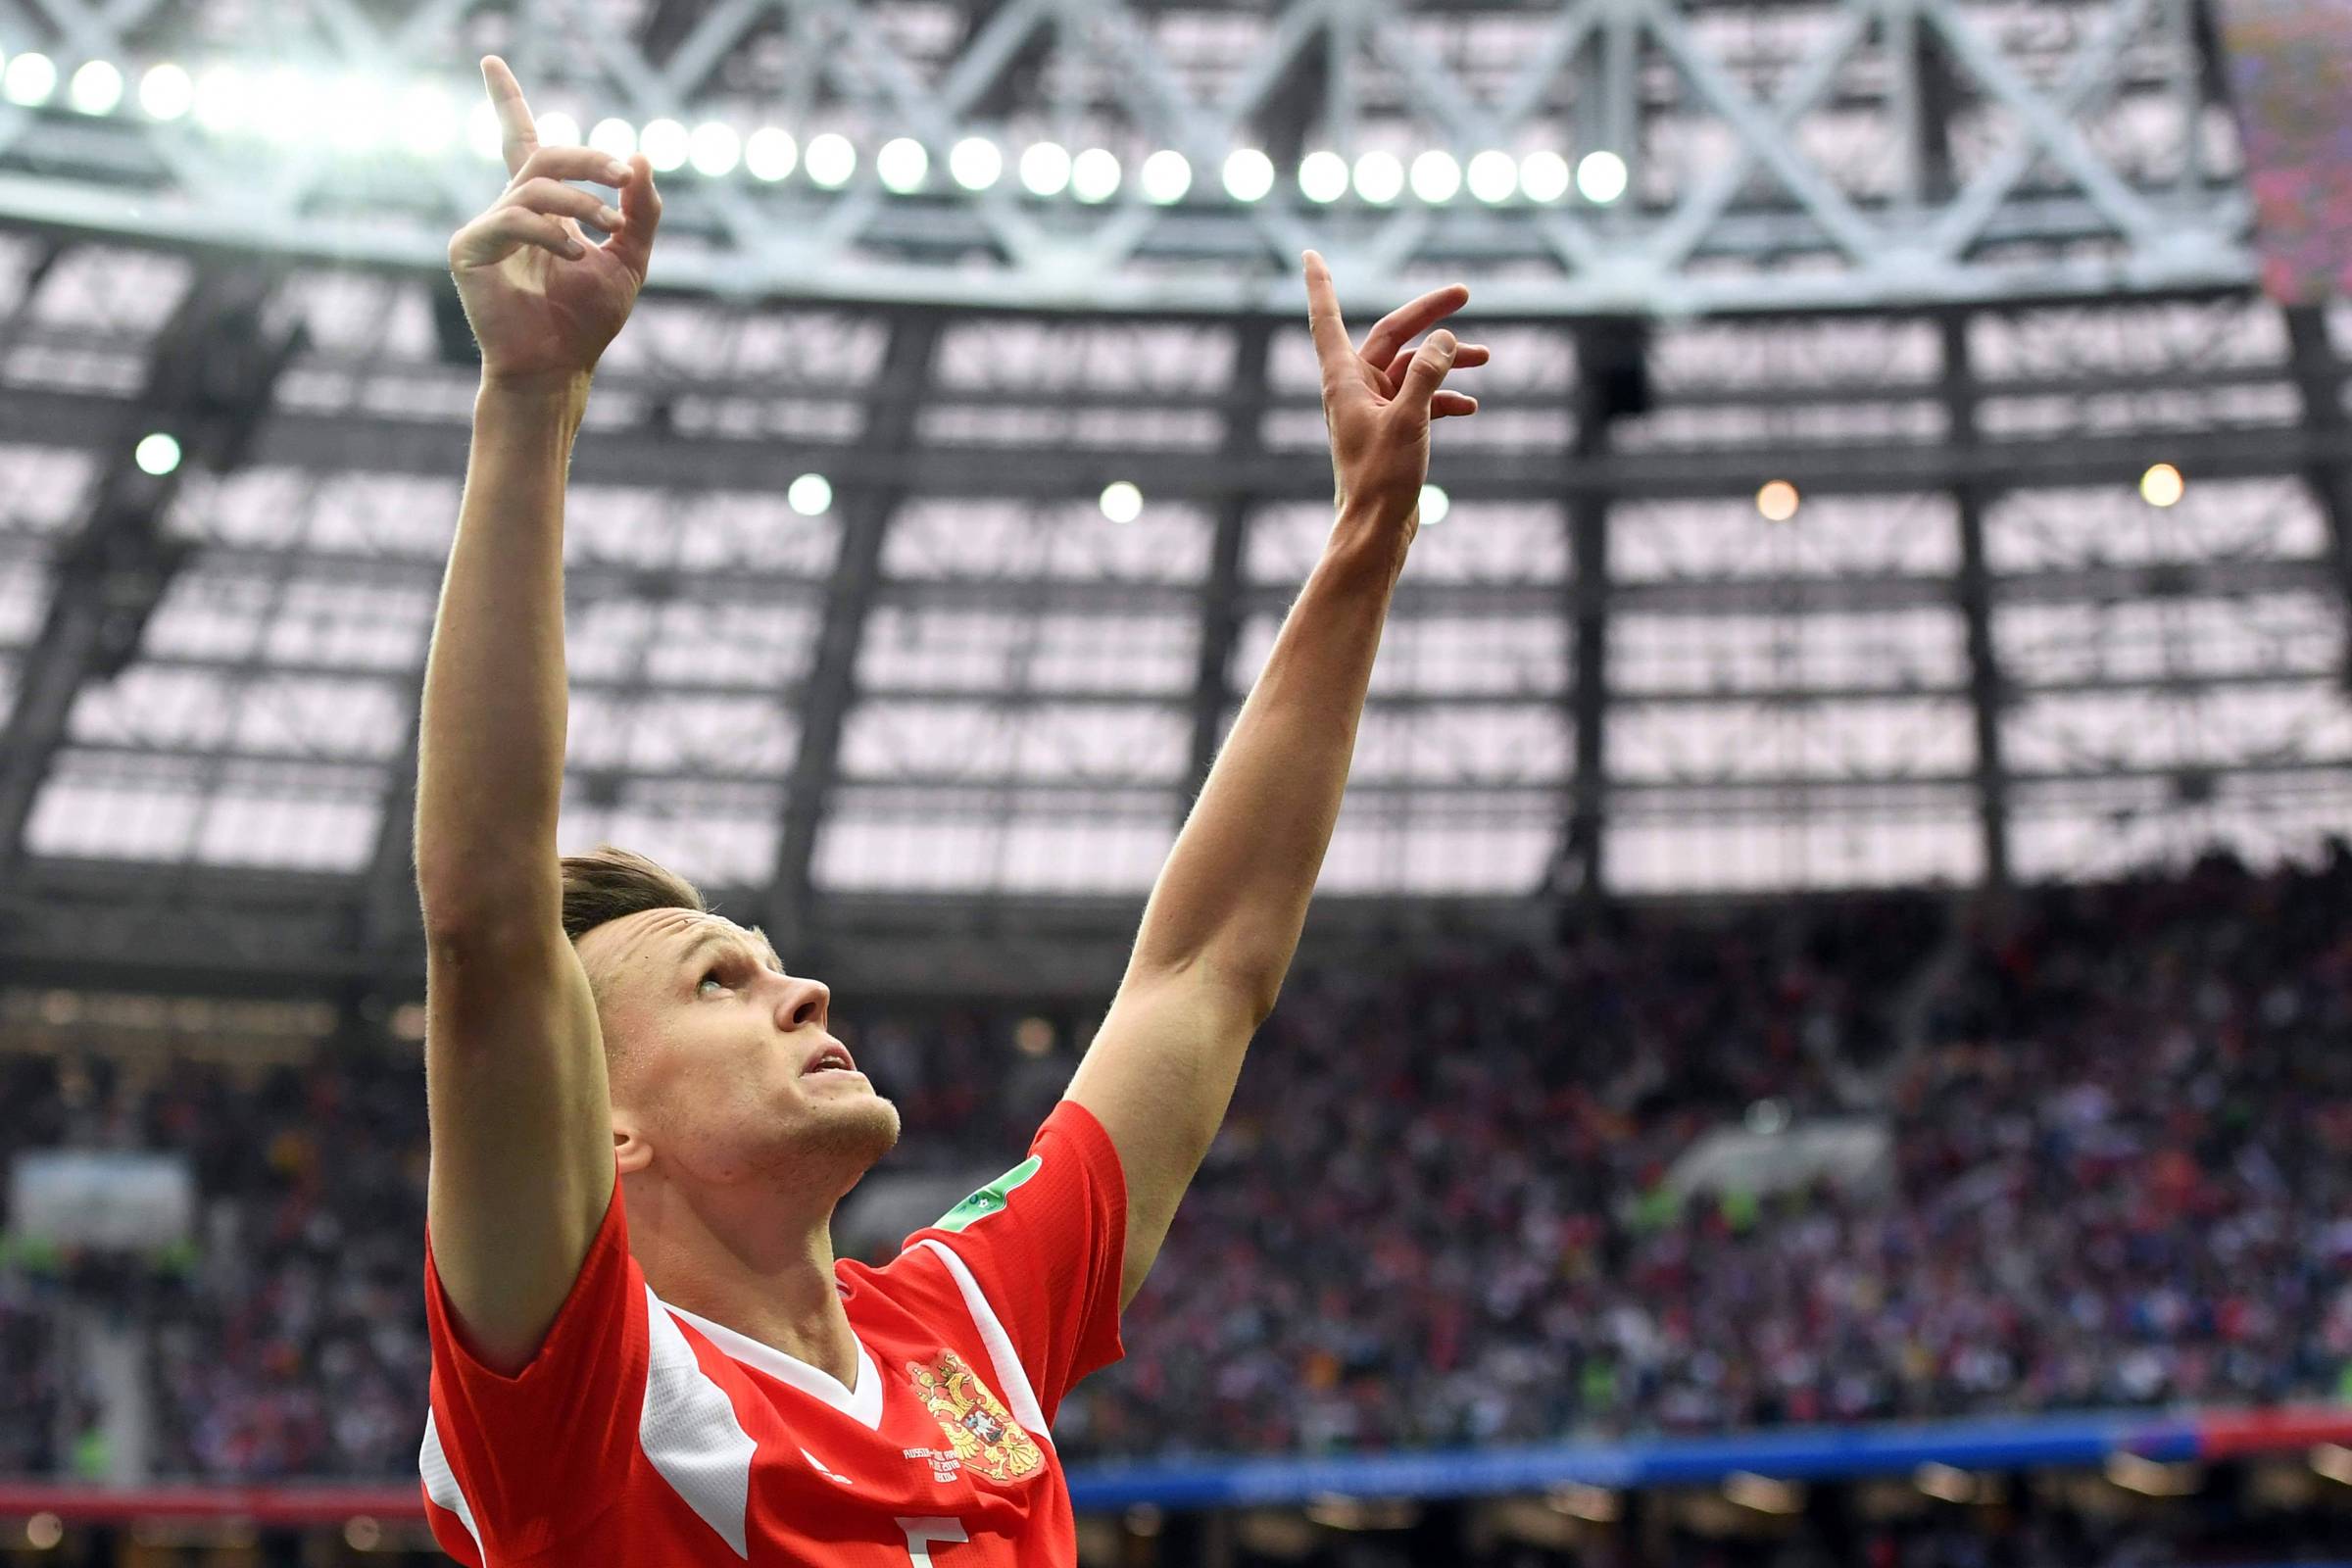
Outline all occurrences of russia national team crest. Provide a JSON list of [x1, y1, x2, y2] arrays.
[[906, 1349, 1044, 1484]]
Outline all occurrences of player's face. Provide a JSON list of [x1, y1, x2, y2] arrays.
[[580, 908, 900, 1195]]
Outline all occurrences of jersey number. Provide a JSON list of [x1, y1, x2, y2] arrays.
[[896, 1516, 968, 1566]]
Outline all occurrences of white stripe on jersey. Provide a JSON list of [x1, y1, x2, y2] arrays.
[[662, 1296, 885, 1430], [419, 1408, 485, 1560], [910, 1239, 1053, 1444], [643, 1285, 760, 1558]]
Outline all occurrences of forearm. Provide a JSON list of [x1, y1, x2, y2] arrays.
[[1127, 514, 1406, 1012], [414, 375, 590, 927]]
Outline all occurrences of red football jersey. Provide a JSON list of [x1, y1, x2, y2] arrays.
[[418, 1099, 1127, 1565]]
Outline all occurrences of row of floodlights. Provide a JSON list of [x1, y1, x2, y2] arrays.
[[1751, 465, 2185, 521], [0, 52, 1635, 207], [136, 433, 2190, 522], [134, 432, 1456, 523]]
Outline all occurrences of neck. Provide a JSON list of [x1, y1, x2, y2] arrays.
[[621, 1169, 860, 1391]]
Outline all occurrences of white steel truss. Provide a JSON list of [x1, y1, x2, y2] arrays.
[[0, 0, 2254, 315]]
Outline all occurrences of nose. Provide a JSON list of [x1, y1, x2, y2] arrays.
[[776, 974, 830, 1031]]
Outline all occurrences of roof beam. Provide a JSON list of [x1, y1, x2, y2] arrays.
[[1941, 312, 2011, 892], [762, 313, 945, 950], [1184, 318, 1275, 809]]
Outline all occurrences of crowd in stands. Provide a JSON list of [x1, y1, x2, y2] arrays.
[[0, 852, 2347, 1484]]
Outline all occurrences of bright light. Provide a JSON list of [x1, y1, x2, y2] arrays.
[[1520, 149, 1571, 203], [745, 126, 796, 181], [1577, 149, 1629, 204], [949, 135, 1002, 190], [68, 59, 122, 115], [466, 99, 503, 161], [1757, 479, 1800, 521], [536, 110, 580, 147], [588, 117, 636, 159], [1140, 149, 1191, 204], [399, 83, 456, 157], [1099, 481, 1143, 523], [1418, 483, 1449, 525], [1409, 149, 1461, 203], [3, 52, 58, 108], [138, 63, 193, 121], [2140, 462, 2185, 507], [328, 76, 392, 155], [1352, 150, 1403, 205], [134, 432, 181, 476], [805, 131, 856, 187], [1070, 146, 1121, 203], [787, 473, 832, 516], [1222, 147, 1274, 202], [193, 65, 244, 134], [877, 136, 927, 192], [1465, 149, 1517, 203], [255, 67, 315, 146], [1298, 149, 1348, 203], [689, 120, 741, 176], [1019, 140, 1070, 196], [640, 117, 689, 172]]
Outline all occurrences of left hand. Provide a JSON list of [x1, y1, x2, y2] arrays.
[[1303, 250, 1487, 543]]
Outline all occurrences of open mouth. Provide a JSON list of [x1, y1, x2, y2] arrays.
[[802, 1043, 858, 1077]]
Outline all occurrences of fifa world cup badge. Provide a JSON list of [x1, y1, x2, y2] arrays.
[[906, 1350, 1045, 1484]]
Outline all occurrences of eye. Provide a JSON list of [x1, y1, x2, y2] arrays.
[[698, 969, 727, 995]]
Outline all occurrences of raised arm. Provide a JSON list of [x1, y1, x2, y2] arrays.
[[1065, 253, 1486, 1309], [416, 58, 661, 1375]]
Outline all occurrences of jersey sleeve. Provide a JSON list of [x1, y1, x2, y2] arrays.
[[419, 1162, 645, 1561], [897, 1097, 1129, 1425]]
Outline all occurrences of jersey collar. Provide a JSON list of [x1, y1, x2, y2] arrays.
[[657, 1298, 886, 1432]]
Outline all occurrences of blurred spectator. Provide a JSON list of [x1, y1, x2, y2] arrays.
[[0, 855, 2345, 1478]]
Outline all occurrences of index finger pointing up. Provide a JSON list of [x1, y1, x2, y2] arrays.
[[1302, 251, 1354, 383], [480, 56, 539, 178]]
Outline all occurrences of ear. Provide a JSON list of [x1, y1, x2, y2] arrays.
[[614, 1120, 654, 1176]]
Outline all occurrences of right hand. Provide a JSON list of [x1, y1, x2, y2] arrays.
[[448, 56, 662, 392]]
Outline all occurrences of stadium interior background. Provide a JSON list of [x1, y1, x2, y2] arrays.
[[6, 0, 2352, 1562]]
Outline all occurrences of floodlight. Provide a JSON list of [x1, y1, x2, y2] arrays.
[[1408, 149, 1461, 203], [138, 63, 193, 121], [689, 120, 741, 176], [589, 117, 636, 159], [1418, 484, 1449, 525], [745, 126, 796, 181], [640, 117, 689, 172], [134, 432, 181, 476], [1298, 149, 1348, 203], [3, 52, 57, 108], [399, 83, 457, 157], [1352, 150, 1403, 204], [1757, 480, 1800, 521], [466, 99, 504, 161], [805, 132, 856, 187], [68, 59, 122, 115], [2141, 463, 2184, 507], [1223, 147, 1274, 202], [788, 473, 832, 516], [1519, 149, 1570, 203], [1140, 149, 1191, 203], [877, 136, 927, 192], [949, 135, 1002, 190], [1019, 140, 1070, 196], [1070, 146, 1121, 203], [536, 110, 580, 148], [1465, 149, 1517, 203], [1577, 149, 1629, 204], [1100, 481, 1143, 522], [193, 64, 244, 134]]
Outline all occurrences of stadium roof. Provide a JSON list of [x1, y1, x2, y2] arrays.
[[1, 0, 2348, 1004]]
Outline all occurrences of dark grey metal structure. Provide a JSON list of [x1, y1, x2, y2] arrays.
[[0, 0, 2347, 1012]]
